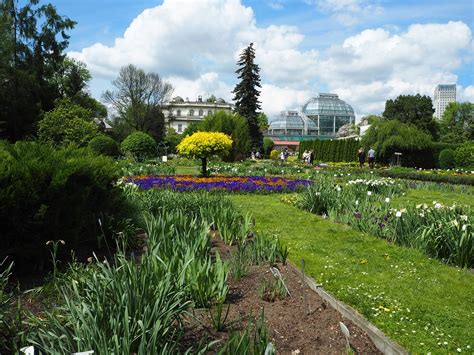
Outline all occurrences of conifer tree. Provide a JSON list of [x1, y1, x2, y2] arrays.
[[232, 43, 263, 149]]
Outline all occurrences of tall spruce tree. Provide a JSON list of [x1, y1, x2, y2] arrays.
[[0, 0, 76, 141], [232, 43, 263, 150]]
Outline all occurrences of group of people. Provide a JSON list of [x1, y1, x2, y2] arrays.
[[302, 150, 314, 165], [358, 147, 376, 168]]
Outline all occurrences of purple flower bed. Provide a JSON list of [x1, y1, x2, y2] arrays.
[[128, 175, 312, 193]]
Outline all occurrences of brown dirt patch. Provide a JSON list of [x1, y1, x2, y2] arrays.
[[181, 237, 381, 354]]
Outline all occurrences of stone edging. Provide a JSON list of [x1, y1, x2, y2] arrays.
[[287, 262, 408, 355]]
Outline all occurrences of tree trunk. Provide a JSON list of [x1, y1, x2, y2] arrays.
[[201, 157, 207, 177]]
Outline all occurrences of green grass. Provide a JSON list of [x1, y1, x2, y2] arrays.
[[175, 166, 200, 175], [230, 194, 474, 354], [392, 189, 474, 209]]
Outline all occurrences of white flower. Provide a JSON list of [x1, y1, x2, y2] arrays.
[[367, 191, 372, 196], [315, 192, 321, 196], [396, 211, 402, 218], [355, 200, 359, 206], [336, 187, 342, 192], [434, 203, 442, 209], [457, 348, 462, 353], [462, 224, 467, 231], [451, 219, 459, 228], [460, 215, 468, 221], [385, 197, 390, 203]]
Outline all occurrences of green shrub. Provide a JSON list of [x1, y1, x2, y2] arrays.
[[270, 149, 279, 160], [455, 143, 474, 169], [0, 141, 130, 273], [121, 131, 156, 161], [263, 137, 274, 158], [88, 135, 119, 157], [438, 148, 456, 169]]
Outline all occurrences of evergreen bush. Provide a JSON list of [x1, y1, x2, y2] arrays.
[[88, 135, 119, 157], [0, 141, 130, 273], [438, 148, 456, 169], [121, 131, 156, 161], [454, 143, 474, 169]]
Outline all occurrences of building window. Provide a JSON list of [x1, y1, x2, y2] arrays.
[[178, 124, 182, 133], [199, 109, 203, 116], [176, 109, 181, 116], [189, 109, 194, 116]]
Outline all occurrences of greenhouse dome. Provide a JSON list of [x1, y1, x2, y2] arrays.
[[268, 111, 318, 136], [302, 93, 355, 136]]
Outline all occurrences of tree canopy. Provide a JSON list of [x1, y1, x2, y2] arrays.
[[439, 102, 474, 143], [103, 64, 173, 143], [383, 94, 438, 139], [197, 110, 251, 161], [177, 132, 232, 176], [361, 119, 433, 167], [0, 0, 76, 141], [37, 98, 98, 147], [232, 43, 263, 149]]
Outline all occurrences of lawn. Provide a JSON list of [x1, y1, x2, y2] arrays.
[[392, 188, 474, 209], [230, 194, 474, 354]]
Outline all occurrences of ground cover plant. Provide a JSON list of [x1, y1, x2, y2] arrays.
[[126, 175, 311, 193], [230, 194, 474, 354]]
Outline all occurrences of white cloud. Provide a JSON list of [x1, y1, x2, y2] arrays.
[[70, 0, 318, 102], [317, 21, 473, 116], [458, 85, 474, 102], [71, 0, 473, 120]]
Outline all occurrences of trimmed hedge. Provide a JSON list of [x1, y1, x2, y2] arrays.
[[299, 139, 359, 162], [0, 141, 130, 273], [121, 131, 156, 161], [88, 135, 119, 157]]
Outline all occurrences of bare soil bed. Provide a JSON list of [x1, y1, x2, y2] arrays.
[[182, 238, 381, 354]]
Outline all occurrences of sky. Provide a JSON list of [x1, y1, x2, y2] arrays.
[[44, 0, 474, 119]]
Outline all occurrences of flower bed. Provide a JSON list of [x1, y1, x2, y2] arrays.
[[127, 175, 311, 192]]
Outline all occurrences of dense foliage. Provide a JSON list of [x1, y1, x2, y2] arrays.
[[0, 0, 75, 141], [383, 94, 438, 139], [438, 148, 456, 169], [121, 131, 157, 161], [299, 139, 359, 162], [454, 142, 474, 169], [439, 102, 474, 143], [0, 141, 129, 272], [88, 134, 119, 157], [361, 120, 433, 167], [177, 132, 232, 176], [196, 110, 251, 161], [38, 98, 98, 147], [232, 43, 263, 149]]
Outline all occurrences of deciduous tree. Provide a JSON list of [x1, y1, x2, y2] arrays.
[[103, 64, 173, 142], [383, 94, 438, 139]]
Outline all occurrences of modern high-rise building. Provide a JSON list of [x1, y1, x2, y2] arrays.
[[434, 84, 456, 119]]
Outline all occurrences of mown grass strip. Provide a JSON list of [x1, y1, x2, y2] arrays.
[[392, 188, 474, 209], [230, 194, 474, 354]]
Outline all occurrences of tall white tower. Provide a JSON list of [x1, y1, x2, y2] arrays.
[[434, 84, 456, 119]]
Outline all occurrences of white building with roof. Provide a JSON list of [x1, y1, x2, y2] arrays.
[[162, 95, 233, 134], [434, 84, 456, 119]]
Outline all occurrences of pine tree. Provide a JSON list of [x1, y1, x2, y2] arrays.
[[232, 43, 263, 149]]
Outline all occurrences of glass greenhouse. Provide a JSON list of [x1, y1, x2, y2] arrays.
[[302, 94, 355, 136], [267, 93, 355, 139]]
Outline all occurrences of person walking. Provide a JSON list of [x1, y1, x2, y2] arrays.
[[368, 147, 376, 169], [357, 147, 366, 168]]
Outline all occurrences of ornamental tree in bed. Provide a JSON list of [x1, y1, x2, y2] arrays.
[[177, 132, 232, 176]]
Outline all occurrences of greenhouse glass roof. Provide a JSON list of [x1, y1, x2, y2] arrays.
[[268, 111, 317, 130], [302, 93, 355, 117]]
